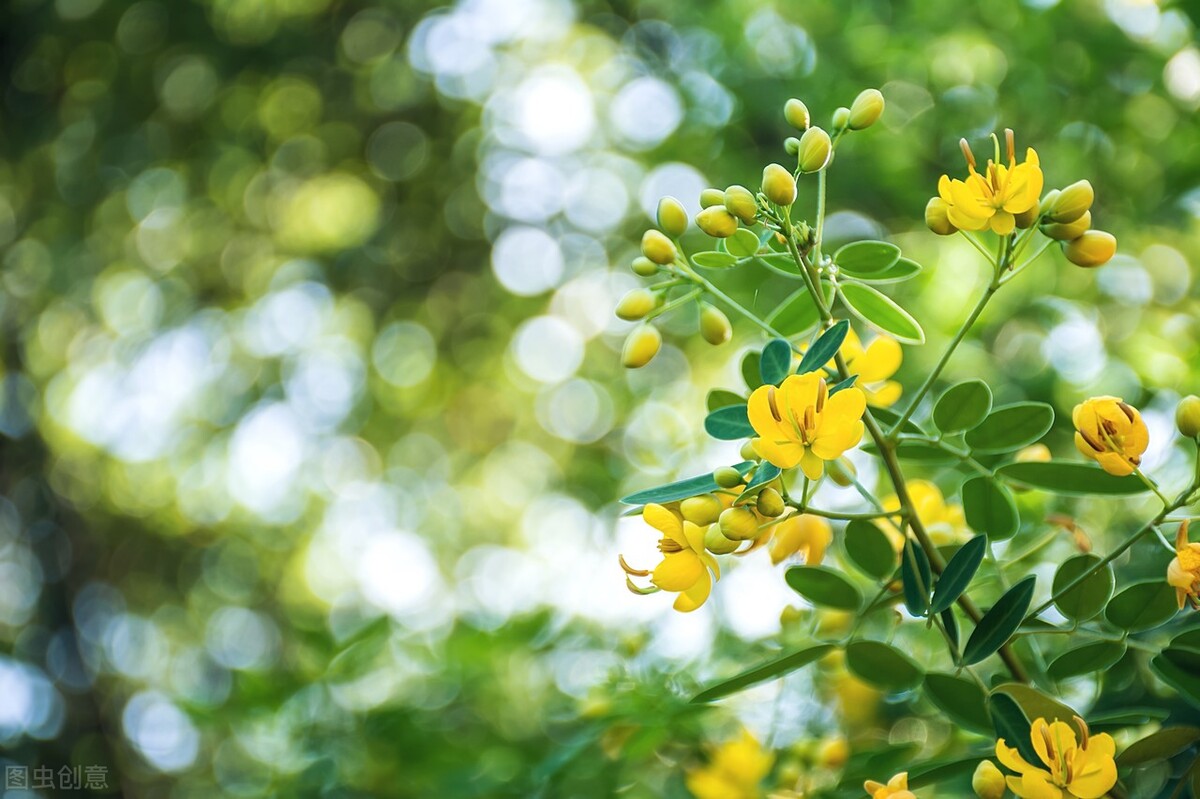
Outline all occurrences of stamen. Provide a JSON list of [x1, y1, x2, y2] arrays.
[[816, 378, 828, 413], [1079, 430, 1106, 453], [1178, 520, 1191, 550], [658, 539, 683, 553], [619, 555, 650, 577], [802, 406, 816, 437], [1117, 402, 1137, 422], [625, 576, 660, 596], [767, 387, 783, 422], [1073, 716, 1089, 750], [1005, 128, 1015, 165], [1100, 419, 1119, 438], [959, 138, 977, 171]]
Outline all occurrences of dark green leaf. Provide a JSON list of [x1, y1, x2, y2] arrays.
[[964, 402, 1054, 454], [704, 404, 754, 440], [796, 319, 849, 375], [845, 640, 923, 692], [1105, 580, 1178, 632], [765, 282, 834, 337], [907, 756, 985, 790], [989, 692, 1038, 763], [901, 538, 932, 616], [1089, 707, 1171, 733], [828, 374, 858, 395], [870, 406, 928, 436], [834, 240, 901, 276], [741, 351, 762, 390], [843, 519, 897, 580], [1151, 649, 1200, 708], [995, 461, 1149, 496], [759, 338, 793, 385], [620, 461, 755, 505], [1171, 629, 1200, 650], [691, 644, 835, 703], [930, 534, 987, 614], [961, 476, 1020, 541], [941, 607, 959, 651], [962, 576, 1036, 665], [932, 379, 993, 433], [839, 281, 925, 344], [1047, 641, 1126, 680], [924, 672, 990, 733], [1116, 726, 1200, 767], [1052, 554, 1114, 622], [785, 566, 862, 611], [992, 682, 1079, 726], [745, 462, 782, 492], [727, 229, 760, 258], [706, 389, 744, 412], [691, 251, 738, 268]]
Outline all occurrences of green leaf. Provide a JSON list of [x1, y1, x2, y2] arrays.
[[995, 461, 1149, 496], [759, 338, 793, 385], [932, 380, 993, 433], [991, 682, 1079, 726], [706, 389, 744, 412], [941, 607, 959, 652], [744, 462, 782, 493], [741, 351, 763, 390], [829, 374, 858, 395], [1105, 580, 1178, 632], [1151, 648, 1200, 708], [962, 576, 1036, 665], [691, 251, 738, 268], [765, 282, 835, 337], [1052, 554, 1114, 622], [845, 640, 923, 692], [704, 404, 754, 440], [796, 319, 849, 375], [961, 476, 1020, 541], [839, 281, 925, 344], [756, 252, 806, 279], [863, 257, 922, 284], [870, 407, 928, 436], [1047, 641, 1126, 680], [989, 692, 1038, 763], [727, 229, 760, 258], [964, 402, 1054, 454], [691, 644, 835, 703], [843, 519, 897, 580], [1171, 629, 1200, 650], [900, 538, 932, 616], [1088, 707, 1171, 733], [907, 756, 986, 790], [923, 672, 991, 733], [620, 461, 755, 505], [1116, 726, 1200, 767], [930, 535, 987, 614], [834, 240, 901, 277], [785, 565, 862, 611]]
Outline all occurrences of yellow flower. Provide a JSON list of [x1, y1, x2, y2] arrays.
[[996, 716, 1117, 799], [620, 503, 720, 612], [748, 373, 867, 480], [1072, 396, 1148, 477], [864, 772, 915, 799], [840, 329, 903, 407], [769, 513, 832, 565], [938, 129, 1043, 235], [1168, 520, 1200, 610], [687, 729, 774, 799], [879, 480, 968, 548]]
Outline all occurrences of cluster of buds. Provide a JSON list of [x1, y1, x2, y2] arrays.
[[1039, 181, 1116, 267], [782, 89, 882, 173]]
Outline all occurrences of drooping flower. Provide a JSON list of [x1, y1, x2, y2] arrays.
[[996, 716, 1117, 799], [864, 772, 915, 799], [840, 329, 903, 407], [937, 129, 1043, 235], [620, 503, 720, 612], [1168, 520, 1200, 610], [879, 480, 968, 549], [686, 729, 774, 799], [769, 513, 832, 565], [748, 373, 867, 480], [1072, 396, 1148, 477]]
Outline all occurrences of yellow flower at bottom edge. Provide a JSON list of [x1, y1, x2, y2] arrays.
[[769, 513, 832, 565], [748, 373, 867, 480], [687, 729, 775, 799], [840, 329, 903, 407], [996, 716, 1117, 799], [879, 480, 968, 549], [1168, 520, 1200, 610], [1072, 396, 1148, 477], [864, 772, 915, 799], [620, 503, 720, 612], [938, 129, 1043, 235]]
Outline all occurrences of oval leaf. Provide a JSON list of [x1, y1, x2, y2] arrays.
[[930, 534, 988, 614], [691, 644, 835, 703], [704, 404, 754, 440], [727, 229, 760, 258], [706, 389, 745, 412], [964, 402, 1054, 454], [989, 692, 1039, 763], [1047, 641, 1127, 680], [1116, 726, 1200, 767], [845, 640, 923, 692], [759, 338, 793, 385], [864, 257, 922, 284], [1105, 580, 1178, 632], [961, 476, 1020, 541], [796, 319, 849, 375], [839, 281, 925, 344], [992, 683, 1079, 726], [924, 672, 991, 733], [741, 351, 763, 390], [843, 519, 898, 580], [871, 406, 928, 436], [1151, 649, 1200, 708], [766, 282, 835, 337], [933, 380, 993, 433], [901, 538, 932, 616], [1052, 554, 1114, 622], [996, 461, 1149, 496], [834, 240, 901, 277], [786, 565, 862, 611], [962, 576, 1036, 665], [620, 461, 754, 505], [691, 251, 738, 268]]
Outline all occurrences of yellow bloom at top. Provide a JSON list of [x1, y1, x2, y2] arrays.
[[620, 504, 720, 612], [879, 480, 967, 549], [686, 729, 774, 799], [1072, 396, 1148, 477], [996, 716, 1117, 799], [748, 373, 867, 480], [1168, 519, 1200, 610], [864, 772, 915, 799], [841, 329, 903, 407], [938, 129, 1043, 235]]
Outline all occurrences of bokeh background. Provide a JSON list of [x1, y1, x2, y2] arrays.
[[1, 0, 1199, 796]]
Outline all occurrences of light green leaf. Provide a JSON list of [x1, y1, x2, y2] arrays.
[[839, 281, 925, 344], [766, 282, 835, 337], [863, 257, 922, 284], [691, 251, 738, 268], [834, 240, 901, 277], [843, 519, 897, 580], [961, 476, 1019, 541], [932, 379, 992, 433], [691, 644, 835, 703], [706, 389, 745, 412], [727, 228, 760, 258]]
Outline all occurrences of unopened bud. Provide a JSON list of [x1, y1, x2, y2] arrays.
[[831, 106, 851, 131], [756, 487, 785, 518], [713, 466, 745, 489], [784, 136, 801, 156], [657, 196, 688, 238], [827, 457, 857, 487], [1047, 180, 1094, 223], [615, 288, 656, 321], [723, 185, 758, 225], [700, 188, 726, 208], [631, 256, 658, 277], [720, 506, 761, 541], [925, 197, 956, 236], [1015, 443, 1052, 463], [696, 206, 738, 238], [1041, 210, 1091, 241], [847, 88, 884, 130], [621, 324, 661, 368], [784, 98, 810, 131], [739, 441, 759, 461], [972, 760, 1006, 799], [1014, 199, 1040, 229], [817, 737, 850, 769], [797, 127, 832, 173], [699, 304, 732, 345], [641, 229, 677, 265], [704, 523, 740, 554], [1177, 395, 1200, 438], [1063, 230, 1116, 268], [762, 163, 797, 205], [681, 493, 723, 526]]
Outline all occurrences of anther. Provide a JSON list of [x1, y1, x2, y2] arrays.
[[767, 387, 783, 422], [816, 378, 828, 413], [959, 138, 977, 171], [1005, 128, 1015, 165], [1117, 402, 1137, 422], [1079, 431, 1105, 453], [619, 555, 649, 577]]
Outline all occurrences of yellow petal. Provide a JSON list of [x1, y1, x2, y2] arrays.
[[855, 336, 902, 383], [780, 372, 822, 422], [811, 420, 864, 459], [1031, 720, 1077, 771], [825, 385, 867, 424], [1066, 743, 1117, 799], [937, 175, 954, 203], [672, 570, 712, 612], [947, 203, 989, 231], [753, 437, 804, 469], [1095, 451, 1135, 476], [748, 384, 790, 441], [1017, 770, 1065, 799], [799, 449, 824, 481], [996, 739, 1036, 776], [643, 504, 683, 540], [865, 380, 902, 408], [989, 211, 1016, 235], [651, 551, 704, 592]]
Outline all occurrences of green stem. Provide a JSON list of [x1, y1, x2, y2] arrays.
[[813, 168, 827, 265], [785, 502, 901, 522]]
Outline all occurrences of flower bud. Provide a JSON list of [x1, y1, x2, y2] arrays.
[[631, 256, 658, 277], [1016, 443, 1052, 463], [700, 304, 732, 345], [784, 136, 801, 156], [1063, 230, 1116, 268], [681, 493, 724, 526], [831, 106, 851, 131], [696, 206, 739, 238], [713, 466, 745, 489], [797, 127, 832, 173], [723, 185, 758, 225], [700, 188, 726, 209], [704, 523, 740, 554], [1047, 179, 1094, 223], [720, 506, 762, 541], [827, 457, 857, 487], [1014, 199, 1040, 229], [641, 229, 677, 265], [762, 163, 797, 205], [739, 441, 758, 461], [621, 324, 661, 368], [848, 88, 884, 130], [784, 98, 810, 131], [1177, 395, 1200, 438], [756, 487, 785, 518], [817, 737, 850, 769], [1041, 210, 1091, 241], [924, 197, 956, 236], [615, 288, 656, 321], [972, 760, 1006, 799], [656, 196, 688, 238]]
